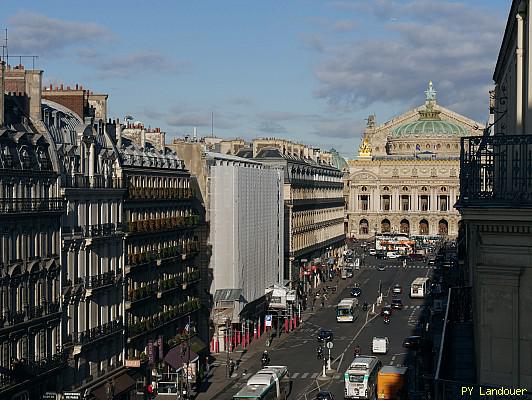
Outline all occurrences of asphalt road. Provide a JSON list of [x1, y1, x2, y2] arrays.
[[222, 242, 435, 399]]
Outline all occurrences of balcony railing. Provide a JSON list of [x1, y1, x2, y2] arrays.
[[128, 283, 157, 302], [1, 302, 61, 327], [63, 175, 125, 189], [63, 223, 123, 239], [459, 134, 532, 207], [128, 187, 194, 200], [0, 198, 64, 214], [0, 352, 68, 389], [126, 215, 200, 234], [86, 271, 119, 289], [72, 319, 123, 346], [127, 242, 199, 267], [127, 298, 201, 338]]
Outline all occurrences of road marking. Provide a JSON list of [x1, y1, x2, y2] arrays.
[[311, 372, 319, 379], [292, 372, 300, 379], [301, 372, 309, 379]]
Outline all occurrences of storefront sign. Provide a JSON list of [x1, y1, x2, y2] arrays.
[[185, 362, 197, 380], [301, 259, 308, 263], [63, 393, 81, 400], [125, 359, 141, 368], [42, 393, 57, 400]]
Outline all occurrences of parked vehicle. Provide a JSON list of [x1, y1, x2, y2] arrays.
[[377, 366, 408, 400], [372, 337, 389, 354]]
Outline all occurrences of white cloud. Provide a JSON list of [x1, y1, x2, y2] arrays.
[[313, 0, 505, 121]]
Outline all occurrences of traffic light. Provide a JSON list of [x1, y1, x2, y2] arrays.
[[145, 383, 156, 400]]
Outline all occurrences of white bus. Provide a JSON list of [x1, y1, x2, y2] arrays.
[[336, 298, 359, 322], [233, 365, 291, 400], [344, 356, 382, 399], [410, 277, 431, 298]]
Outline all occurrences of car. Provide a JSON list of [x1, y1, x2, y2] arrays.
[[428, 258, 436, 266], [380, 305, 392, 316], [391, 298, 403, 310], [392, 284, 402, 294], [316, 390, 335, 400], [350, 287, 362, 297], [377, 265, 385, 271], [402, 335, 422, 349], [409, 253, 425, 261], [317, 328, 333, 342], [369, 248, 377, 256], [386, 252, 400, 259]]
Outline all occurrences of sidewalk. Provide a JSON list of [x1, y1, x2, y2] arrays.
[[193, 275, 351, 399]]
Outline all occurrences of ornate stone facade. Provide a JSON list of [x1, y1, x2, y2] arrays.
[[347, 82, 482, 239]]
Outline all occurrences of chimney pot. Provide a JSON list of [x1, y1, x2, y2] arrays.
[[75, 84, 78, 90]]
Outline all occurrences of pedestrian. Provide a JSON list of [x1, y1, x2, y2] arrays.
[[321, 297, 325, 308]]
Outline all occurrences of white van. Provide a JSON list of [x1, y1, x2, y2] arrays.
[[386, 252, 400, 259], [372, 337, 389, 354]]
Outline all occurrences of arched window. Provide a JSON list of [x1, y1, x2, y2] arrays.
[[438, 219, 448, 235], [400, 219, 410, 234], [381, 219, 391, 233], [419, 219, 429, 235], [359, 219, 369, 235]]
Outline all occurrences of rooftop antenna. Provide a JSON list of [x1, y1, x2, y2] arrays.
[[1, 29, 7, 63]]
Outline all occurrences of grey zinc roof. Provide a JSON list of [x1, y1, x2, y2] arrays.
[[214, 289, 243, 302]]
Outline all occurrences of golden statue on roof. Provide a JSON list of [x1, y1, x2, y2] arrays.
[[358, 135, 372, 158]]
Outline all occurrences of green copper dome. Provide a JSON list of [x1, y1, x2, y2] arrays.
[[392, 81, 469, 138], [392, 119, 468, 137], [329, 148, 347, 170]]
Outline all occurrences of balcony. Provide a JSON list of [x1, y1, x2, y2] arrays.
[[125, 243, 199, 273], [63, 223, 124, 244], [0, 198, 64, 215], [126, 284, 157, 309], [0, 352, 68, 391], [127, 298, 201, 341], [63, 175, 125, 189], [128, 187, 194, 200], [458, 134, 532, 208], [0, 302, 61, 330], [125, 215, 200, 235], [72, 319, 124, 355], [85, 271, 121, 297]]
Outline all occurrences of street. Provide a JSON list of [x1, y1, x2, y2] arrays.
[[216, 242, 435, 399]]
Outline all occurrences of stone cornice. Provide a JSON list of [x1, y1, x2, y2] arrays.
[[347, 158, 459, 166]]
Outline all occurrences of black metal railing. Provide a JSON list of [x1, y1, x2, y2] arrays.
[[459, 134, 532, 206], [86, 271, 119, 289], [63, 223, 123, 238], [72, 319, 123, 346], [0, 351, 68, 389], [2, 302, 61, 327], [63, 175, 125, 189], [0, 198, 64, 214]]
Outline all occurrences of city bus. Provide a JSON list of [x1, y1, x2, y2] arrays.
[[410, 277, 431, 298], [336, 298, 359, 322], [233, 365, 291, 400], [344, 356, 382, 399]]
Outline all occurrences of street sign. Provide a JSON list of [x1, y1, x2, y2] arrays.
[[42, 393, 57, 400], [265, 315, 273, 327], [326, 341, 333, 349]]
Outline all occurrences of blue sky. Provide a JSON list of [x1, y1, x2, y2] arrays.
[[1, 0, 508, 157]]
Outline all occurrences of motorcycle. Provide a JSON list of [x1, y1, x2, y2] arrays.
[[354, 347, 361, 358], [383, 315, 390, 325], [362, 302, 368, 311], [261, 354, 270, 367]]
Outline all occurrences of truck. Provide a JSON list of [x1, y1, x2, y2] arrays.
[[372, 337, 389, 354], [377, 366, 408, 399]]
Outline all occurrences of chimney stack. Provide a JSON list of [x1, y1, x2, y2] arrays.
[[141, 128, 146, 149], [25, 69, 43, 122], [0, 62, 4, 127], [116, 118, 122, 147]]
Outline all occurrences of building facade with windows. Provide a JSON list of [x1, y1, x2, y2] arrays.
[[453, 0, 532, 392], [346, 82, 482, 240], [243, 138, 345, 291], [0, 63, 68, 400], [40, 96, 128, 396]]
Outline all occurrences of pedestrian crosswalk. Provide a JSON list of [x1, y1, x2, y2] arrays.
[[361, 264, 433, 269]]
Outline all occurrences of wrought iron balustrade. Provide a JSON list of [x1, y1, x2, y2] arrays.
[[86, 271, 118, 289], [63, 175, 125, 189], [3, 302, 61, 326], [73, 319, 123, 346], [0, 198, 64, 214], [0, 351, 68, 388], [459, 134, 532, 206]]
